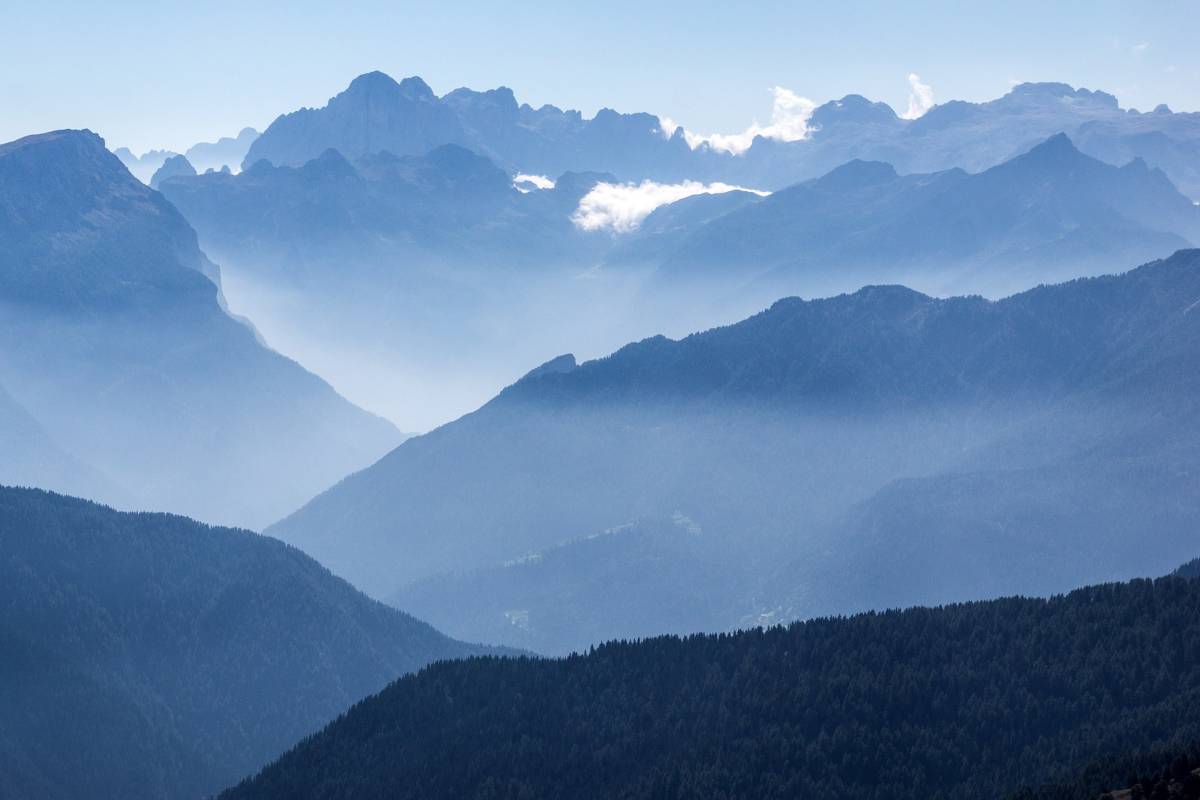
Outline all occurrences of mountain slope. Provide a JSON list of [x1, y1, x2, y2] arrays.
[[270, 250, 1200, 654], [0, 485, 492, 800], [0, 130, 401, 527], [223, 576, 1200, 800]]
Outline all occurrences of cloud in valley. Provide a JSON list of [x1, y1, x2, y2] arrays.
[[572, 180, 769, 233], [513, 173, 555, 192], [900, 73, 935, 120], [655, 87, 818, 155]]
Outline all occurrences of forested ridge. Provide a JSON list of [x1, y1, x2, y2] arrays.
[[225, 573, 1200, 800], [1176, 557, 1200, 579], [0, 486, 491, 800]]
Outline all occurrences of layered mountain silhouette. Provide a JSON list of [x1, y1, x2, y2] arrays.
[[270, 249, 1200, 653], [244, 72, 1200, 197], [0, 486, 493, 800], [158, 143, 623, 426], [222, 574, 1200, 800], [184, 126, 258, 173], [114, 128, 259, 183], [0, 130, 401, 527], [113, 146, 177, 183], [160, 132, 1198, 428]]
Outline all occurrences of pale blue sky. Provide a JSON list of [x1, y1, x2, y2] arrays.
[[2, 0, 1197, 153]]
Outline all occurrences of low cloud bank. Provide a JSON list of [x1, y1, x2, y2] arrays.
[[573, 180, 768, 233], [514, 173, 555, 192], [656, 87, 817, 155]]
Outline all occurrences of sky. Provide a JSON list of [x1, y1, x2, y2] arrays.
[[1, 0, 1197, 154]]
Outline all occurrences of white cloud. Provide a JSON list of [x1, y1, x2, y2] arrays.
[[572, 180, 769, 233], [900, 73, 935, 120], [655, 86, 818, 155], [1132, 41, 1150, 54], [657, 116, 682, 139], [513, 173, 555, 193]]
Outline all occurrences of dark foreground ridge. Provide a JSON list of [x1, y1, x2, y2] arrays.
[[0, 486, 492, 800], [225, 570, 1200, 800]]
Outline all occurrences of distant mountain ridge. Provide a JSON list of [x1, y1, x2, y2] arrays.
[[115, 127, 259, 183], [652, 133, 1200, 296], [244, 72, 1200, 197], [185, 126, 258, 173], [0, 485, 490, 800], [0, 129, 401, 528]]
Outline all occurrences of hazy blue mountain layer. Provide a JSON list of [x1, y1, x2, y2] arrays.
[[114, 128, 259, 183], [271, 249, 1200, 654], [0, 130, 401, 528], [159, 134, 1198, 427], [184, 126, 258, 173], [0, 486, 492, 800]]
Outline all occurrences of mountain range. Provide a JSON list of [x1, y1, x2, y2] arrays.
[[243, 72, 1200, 198], [158, 130, 1199, 427], [271, 249, 1200, 654], [0, 485, 493, 800], [0, 130, 401, 528], [650, 133, 1200, 298]]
